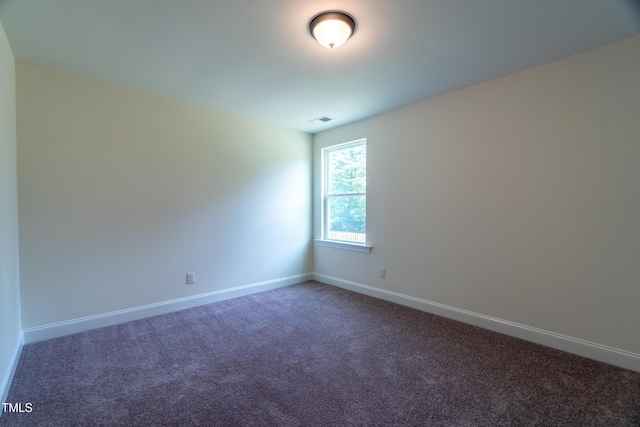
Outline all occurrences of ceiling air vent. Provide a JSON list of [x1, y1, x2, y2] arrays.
[[308, 116, 334, 125]]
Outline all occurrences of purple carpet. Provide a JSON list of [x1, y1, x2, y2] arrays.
[[2, 281, 639, 425]]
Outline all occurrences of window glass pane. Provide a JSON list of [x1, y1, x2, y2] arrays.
[[327, 144, 366, 195], [327, 195, 366, 243]]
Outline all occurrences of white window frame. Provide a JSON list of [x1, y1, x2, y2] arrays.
[[317, 138, 371, 252]]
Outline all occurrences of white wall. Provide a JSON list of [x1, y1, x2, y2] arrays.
[[313, 35, 640, 355], [17, 62, 312, 329], [0, 21, 22, 402]]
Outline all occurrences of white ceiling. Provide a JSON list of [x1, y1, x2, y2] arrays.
[[1, 0, 639, 133]]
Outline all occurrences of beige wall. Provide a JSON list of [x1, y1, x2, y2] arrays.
[[313, 35, 640, 354], [17, 62, 312, 328], [0, 21, 21, 400]]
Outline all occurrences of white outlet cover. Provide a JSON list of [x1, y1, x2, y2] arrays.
[[186, 273, 195, 284]]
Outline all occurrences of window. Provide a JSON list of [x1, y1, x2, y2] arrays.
[[322, 139, 366, 244]]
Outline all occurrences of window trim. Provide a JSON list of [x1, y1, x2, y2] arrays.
[[320, 138, 369, 250], [314, 239, 372, 252]]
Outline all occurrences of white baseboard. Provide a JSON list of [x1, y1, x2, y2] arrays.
[[312, 273, 640, 373], [23, 273, 312, 344], [1, 330, 24, 406]]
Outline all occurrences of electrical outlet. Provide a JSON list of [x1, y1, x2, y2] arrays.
[[379, 267, 386, 279], [186, 272, 195, 285]]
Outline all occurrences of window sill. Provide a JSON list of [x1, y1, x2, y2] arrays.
[[314, 239, 372, 253]]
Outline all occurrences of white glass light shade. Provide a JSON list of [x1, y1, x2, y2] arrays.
[[309, 12, 356, 49]]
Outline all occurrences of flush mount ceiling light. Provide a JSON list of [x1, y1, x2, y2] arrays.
[[308, 11, 356, 49]]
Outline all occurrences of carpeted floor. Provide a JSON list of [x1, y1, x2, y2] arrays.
[[2, 281, 639, 426]]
